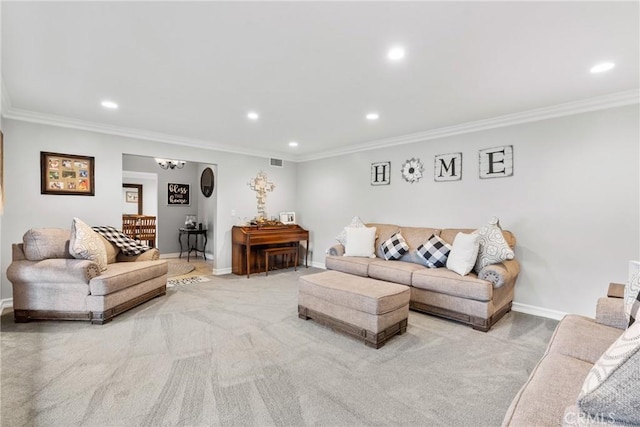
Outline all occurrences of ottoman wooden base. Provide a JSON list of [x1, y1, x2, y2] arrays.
[[299, 305, 407, 349]]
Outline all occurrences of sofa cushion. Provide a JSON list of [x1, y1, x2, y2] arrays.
[[69, 218, 108, 272], [473, 217, 515, 273], [335, 216, 366, 246], [368, 260, 426, 286], [412, 268, 492, 301], [417, 234, 451, 268], [89, 260, 168, 296], [22, 228, 74, 261], [344, 226, 376, 258], [397, 226, 441, 265], [325, 255, 376, 277], [446, 232, 479, 276], [380, 232, 409, 260], [368, 223, 401, 259], [96, 234, 119, 264], [502, 352, 593, 427], [625, 260, 640, 326], [548, 315, 622, 364], [577, 321, 640, 425], [440, 228, 516, 249]]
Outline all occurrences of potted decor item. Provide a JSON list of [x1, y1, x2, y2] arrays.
[[184, 215, 197, 229]]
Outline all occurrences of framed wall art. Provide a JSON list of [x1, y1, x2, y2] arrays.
[[168, 183, 190, 205], [40, 151, 95, 196]]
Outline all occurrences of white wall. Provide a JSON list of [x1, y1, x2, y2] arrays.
[[1, 120, 298, 298], [296, 105, 640, 317]]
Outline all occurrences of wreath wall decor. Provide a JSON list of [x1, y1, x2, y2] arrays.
[[401, 158, 424, 183]]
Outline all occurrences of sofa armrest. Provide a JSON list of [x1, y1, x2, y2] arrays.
[[478, 259, 520, 288], [595, 296, 627, 330], [116, 248, 160, 262], [326, 244, 345, 257], [6, 259, 100, 284], [607, 282, 625, 298]]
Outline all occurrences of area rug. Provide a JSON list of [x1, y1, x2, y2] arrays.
[[167, 262, 196, 278], [167, 275, 211, 287]]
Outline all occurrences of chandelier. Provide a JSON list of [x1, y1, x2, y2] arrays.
[[155, 158, 186, 170]]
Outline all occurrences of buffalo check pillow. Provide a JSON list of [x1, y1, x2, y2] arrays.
[[417, 234, 452, 268], [380, 232, 410, 260]]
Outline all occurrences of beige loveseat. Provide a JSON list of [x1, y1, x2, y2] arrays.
[[503, 284, 635, 426], [7, 228, 168, 324], [326, 223, 520, 331]]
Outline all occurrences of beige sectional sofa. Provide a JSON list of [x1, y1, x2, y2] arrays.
[[7, 228, 168, 324], [503, 284, 634, 426], [326, 223, 520, 331]]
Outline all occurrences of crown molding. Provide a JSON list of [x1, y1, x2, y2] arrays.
[[1, 89, 637, 163], [1, 107, 296, 162], [296, 89, 640, 162]]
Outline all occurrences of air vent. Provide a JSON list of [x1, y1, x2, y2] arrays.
[[269, 158, 283, 168]]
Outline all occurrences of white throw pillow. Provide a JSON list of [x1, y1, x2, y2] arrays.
[[446, 232, 480, 276], [69, 217, 108, 271], [336, 216, 366, 246], [343, 226, 377, 258]]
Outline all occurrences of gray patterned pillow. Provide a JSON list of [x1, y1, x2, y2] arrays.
[[577, 321, 640, 424], [69, 217, 108, 272], [625, 261, 640, 327], [473, 217, 514, 273]]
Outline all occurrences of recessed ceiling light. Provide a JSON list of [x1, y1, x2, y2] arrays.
[[366, 113, 379, 120], [387, 46, 405, 61], [101, 100, 118, 109], [247, 111, 259, 120], [289, 141, 299, 147], [590, 62, 615, 73]]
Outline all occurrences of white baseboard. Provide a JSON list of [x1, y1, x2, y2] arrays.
[[310, 261, 326, 270], [160, 252, 181, 259], [0, 298, 13, 314], [213, 267, 232, 275], [512, 302, 566, 320]]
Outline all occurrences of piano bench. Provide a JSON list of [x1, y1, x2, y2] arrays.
[[260, 245, 299, 276]]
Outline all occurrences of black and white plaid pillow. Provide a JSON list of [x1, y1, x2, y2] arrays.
[[417, 234, 452, 268], [380, 232, 409, 260]]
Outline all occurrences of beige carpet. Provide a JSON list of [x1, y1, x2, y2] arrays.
[[0, 268, 558, 426]]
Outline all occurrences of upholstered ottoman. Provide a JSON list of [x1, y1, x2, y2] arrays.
[[298, 270, 410, 348]]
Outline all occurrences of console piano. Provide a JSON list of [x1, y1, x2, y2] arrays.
[[232, 224, 309, 277]]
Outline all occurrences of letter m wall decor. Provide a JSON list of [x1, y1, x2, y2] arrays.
[[434, 153, 462, 182], [479, 145, 513, 179]]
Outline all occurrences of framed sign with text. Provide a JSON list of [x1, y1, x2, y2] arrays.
[[168, 183, 190, 206]]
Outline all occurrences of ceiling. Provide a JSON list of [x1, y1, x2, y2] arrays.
[[2, 1, 639, 161]]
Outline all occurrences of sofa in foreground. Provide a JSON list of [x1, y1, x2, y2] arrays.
[[503, 283, 639, 426], [326, 222, 520, 331], [7, 225, 168, 324]]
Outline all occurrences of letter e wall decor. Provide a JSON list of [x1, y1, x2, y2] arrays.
[[479, 145, 513, 179]]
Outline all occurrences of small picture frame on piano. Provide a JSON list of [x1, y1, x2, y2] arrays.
[[279, 211, 296, 225]]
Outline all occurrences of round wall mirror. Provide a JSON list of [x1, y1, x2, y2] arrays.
[[200, 167, 215, 198]]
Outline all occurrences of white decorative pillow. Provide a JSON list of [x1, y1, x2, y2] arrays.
[[473, 217, 515, 273], [69, 217, 108, 272], [446, 232, 480, 276], [380, 232, 409, 260], [343, 226, 377, 258], [336, 216, 366, 246], [625, 261, 640, 327], [577, 321, 640, 425]]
